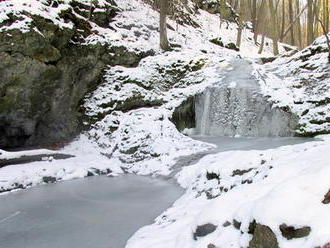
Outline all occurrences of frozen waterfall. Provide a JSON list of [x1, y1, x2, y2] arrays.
[[195, 58, 298, 137]]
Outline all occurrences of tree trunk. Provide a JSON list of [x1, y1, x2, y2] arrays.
[[318, 18, 330, 62], [269, 0, 279, 55], [313, 0, 321, 38], [256, 0, 266, 49], [280, 0, 285, 42], [295, 0, 303, 48], [288, 0, 295, 45], [258, 33, 266, 54], [251, 0, 257, 43], [325, 0, 330, 32], [236, 20, 243, 48], [160, 0, 170, 51], [281, 3, 307, 43], [236, 1, 243, 48], [307, 0, 314, 45]]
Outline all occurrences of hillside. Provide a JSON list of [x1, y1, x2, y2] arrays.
[[0, 0, 290, 148], [256, 35, 330, 136]]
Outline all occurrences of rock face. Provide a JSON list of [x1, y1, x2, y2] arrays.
[[171, 96, 196, 131], [0, 1, 150, 148], [249, 224, 279, 248]]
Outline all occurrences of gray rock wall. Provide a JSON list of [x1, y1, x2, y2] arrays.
[[0, 2, 151, 148]]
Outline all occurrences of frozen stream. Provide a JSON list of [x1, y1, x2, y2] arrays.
[[0, 175, 184, 248], [192, 136, 314, 153], [0, 137, 314, 248]]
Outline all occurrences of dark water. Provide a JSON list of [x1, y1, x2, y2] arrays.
[[0, 175, 183, 248]]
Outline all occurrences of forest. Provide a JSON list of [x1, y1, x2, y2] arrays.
[[159, 0, 330, 56]]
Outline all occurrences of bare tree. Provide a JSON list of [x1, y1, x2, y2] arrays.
[[250, 0, 257, 43], [318, 18, 330, 62], [307, 0, 315, 45], [269, 0, 279, 55], [236, 0, 243, 48], [160, 0, 170, 50], [295, 0, 303, 48], [280, 0, 285, 41], [324, 0, 330, 32], [288, 0, 295, 45], [281, 3, 308, 42]]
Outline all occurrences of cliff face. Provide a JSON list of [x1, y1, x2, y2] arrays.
[[0, 0, 239, 149], [0, 0, 151, 148]]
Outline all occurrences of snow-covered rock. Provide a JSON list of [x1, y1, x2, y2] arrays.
[[255, 34, 330, 136], [127, 135, 330, 248]]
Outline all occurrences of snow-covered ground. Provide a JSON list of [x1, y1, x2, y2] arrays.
[[254, 35, 330, 136], [127, 135, 330, 248], [1, 0, 330, 247]]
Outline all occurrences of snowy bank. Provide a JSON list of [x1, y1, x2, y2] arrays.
[[127, 135, 330, 248]]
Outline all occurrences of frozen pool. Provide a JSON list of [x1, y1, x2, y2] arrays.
[[0, 175, 184, 248]]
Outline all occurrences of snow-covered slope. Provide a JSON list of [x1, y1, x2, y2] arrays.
[[255, 34, 330, 136], [127, 135, 330, 248], [0, 0, 285, 190], [0, 0, 285, 56]]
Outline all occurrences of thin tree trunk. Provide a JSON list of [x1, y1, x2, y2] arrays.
[[236, 1, 243, 48], [236, 20, 243, 48], [318, 18, 330, 62], [281, 4, 307, 42], [256, 0, 266, 48], [160, 0, 170, 50], [288, 0, 295, 45], [269, 0, 279, 55], [295, 0, 303, 48], [258, 33, 266, 54], [280, 0, 285, 42], [251, 0, 257, 43], [325, 0, 330, 32], [307, 0, 314, 45], [313, 0, 321, 38]]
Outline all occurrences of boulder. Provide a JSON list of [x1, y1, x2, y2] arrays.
[[322, 189, 330, 204], [193, 223, 217, 240], [249, 224, 279, 248], [279, 224, 311, 240]]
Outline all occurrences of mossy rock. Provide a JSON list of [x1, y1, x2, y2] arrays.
[[0, 5, 154, 148], [193, 223, 217, 240], [249, 224, 279, 248], [225, 42, 239, 51], [210, 37, 224, 47], [197, 0, 238, 22], [279, 224, 311, 240]]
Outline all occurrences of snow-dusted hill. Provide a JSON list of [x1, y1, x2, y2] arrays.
[[0, 0, 290, 189]]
